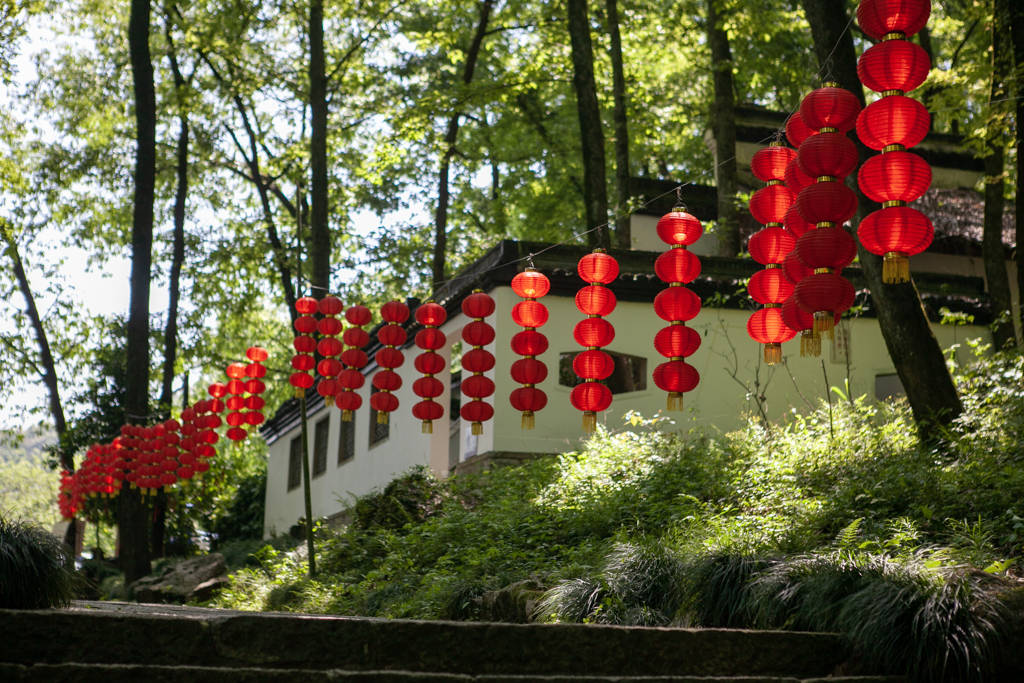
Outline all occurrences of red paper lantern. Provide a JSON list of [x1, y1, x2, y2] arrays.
[[294, 335, 316, 353], [784, 158, 815, 194], [653, 287, 701, 322], [797, 132, 859, 179], [318, 295, 343, 316], [751, 145, 797, 182], [652, 361, 699, 397], [656, 208, 703, 246], [857, 0, 930, 40], [570, 383, 611, 414], [654, 325, 701, 359], [749, 184, 795, 225], [654, 248, 701, 283], [783, 205, 814, 239], [414, 353, 445, 375], [343, 327, 370, 348], [749, 267, 795, 304], [372, 301, 408, 425], [796, 226, 858, 270], [858, 151, 931, 203], [512, 301, 549, 328], [295, 297, 318, 315], [783, 250, 813, 284], [578, 251, 619, 284], [318, 337, 343, 357], [749, 226, 796, 265], [510, 267, 550, 429], [460, 291, 495, 435], [575, 285, 616, 316], [857, 40, 929, 93], [226, 362, 247, 380], [794, 271, 856, 334], [573, 349, 614, 380], [856, 96, 929, 150], [346, 304, 372, 326], [785, 112, 816, 147], [294, 315, 317, 334], [799, 86, 862, 132], [573, 317, 615, 347], [412, 301, 447, 433], [747, 306, 797, 363], [857, 206, 934, 282], [797, 181, 858, 225], [512, 268, 551, 299]]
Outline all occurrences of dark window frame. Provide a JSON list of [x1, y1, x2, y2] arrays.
[[312, 417, 329, 477], [337, 416, 355, 465], [557, 349, 648, 394], [369, 387, 390, 448], [287, 437, 302, 491]]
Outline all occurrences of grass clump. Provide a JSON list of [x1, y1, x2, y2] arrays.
[[0, 515, 78, 608]]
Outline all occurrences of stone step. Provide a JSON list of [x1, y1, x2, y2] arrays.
[[0, 604, 852, 679], [0, 663, 905, 683]]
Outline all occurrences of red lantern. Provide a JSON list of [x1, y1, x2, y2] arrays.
[[656, 209, 703, 246], [785, 112, 816, 147], [856, 96, 929, 151], [507, 266, 548, 428], [747, 306, 797, 364], [857, 206, 934, 282], [857, 0, 930, 40], [857, 40, 929, 93], [654, 248, 701, 283], [794, 271, 856, 334], [246, 346, 269, 363], [336, 304, 370, 421], [461, 291, 495, 435], [751, 145, 796, 182], [295, 296, 318, 315], [858, 151, 931, 203], [797, 132, 858, 179], [749, 226, 796, 265], [783, 205, 814, 239], [652, 361, 699, 397], [749, 184, 795, 225], [799, 86, 862, 133], [653, 287, 700, 322], [785, 157, 815, 194], [796, 181, 858, 226], [783, 250, 813, 284], [654, 325, 701, 359], [796, 226, 858, 270], [372, 301, 408, 425], [749, 267, 795, 305], [412, 302, 447, 433], [574, 250, 618, 430]]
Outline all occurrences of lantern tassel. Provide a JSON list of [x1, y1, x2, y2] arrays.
[[763, 343, 782, 365], [801, 331, 822, 357], [582, 411, 597, 433], [341, 410, 354, 422], [421, 420, 433, 434], [521, 411, 535, 430], [883, 253, 910, 284], [813, 311, 836, 336], [472, 421, 483, 436], [666, 392, 683, 412], [325, 397, 332, 409], [377, 411, 389, 425], [294, 387, 306, 399]]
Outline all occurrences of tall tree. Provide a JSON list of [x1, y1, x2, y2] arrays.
[[706, 0, 740, 257], [309, 0, 330, 296], [800, 0, 962, 430], [983, 0, 1015, 349], [432, 0, 495, 290], [122, 0, 157, 584], [567, 0, 610, 249], [605, 0, 631, 249]]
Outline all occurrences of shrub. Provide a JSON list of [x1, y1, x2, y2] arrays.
[[0, 515, 78, 608]]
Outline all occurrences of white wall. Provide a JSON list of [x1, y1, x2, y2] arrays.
[[264, 285, 990, 537]]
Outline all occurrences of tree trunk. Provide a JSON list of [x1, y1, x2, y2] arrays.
[[800, 0, 961, 431], [605, 0, 631, 249], [1007, 0, 1024, 344], [567, 0, 610, 250], [122, 0, 156, 585], [706, 0, 740, 257], [983, 0, 1014, 348], [309, 0, 329, 296], [1, 223, 76, 550], [432, 0, 495, 291]]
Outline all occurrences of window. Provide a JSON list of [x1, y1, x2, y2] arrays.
[[369, 387, 390, 447], [312, 418, 329, 477], [287, 437, 302, 491], [558, 350, 647, 394], [875, 373, 905, 401], [337, 416, 355, 465]]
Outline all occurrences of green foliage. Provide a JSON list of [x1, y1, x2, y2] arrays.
[[350, 465, 446, 532], [210, 469, 267, 545], [0, 514, 78, 608]]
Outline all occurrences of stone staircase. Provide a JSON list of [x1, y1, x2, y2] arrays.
[[0, 601, 903, 682]]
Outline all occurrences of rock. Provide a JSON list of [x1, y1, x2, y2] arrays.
[[131, 553, 227, 604], [188, 575, 230, 603], [474, 579, 545, 623]]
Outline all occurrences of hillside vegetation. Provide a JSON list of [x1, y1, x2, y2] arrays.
[[216, 346, 1024, 680]]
